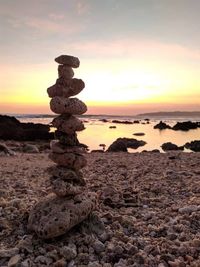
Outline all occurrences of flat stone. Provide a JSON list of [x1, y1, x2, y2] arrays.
[[52, 114, 85, 134], [55, 55, 80, 68], [47, 78, 85, 98], [50, 97, 87, 115], [58, 65, 74, 79], [50, 141, 85, 154], [54, 131, 79, 146], [28, 192, 97, 239], [50, 177, 83, 197], [49, 152, 87, 170], [47, 166, 85, 185], [8, 254, 21, 267]]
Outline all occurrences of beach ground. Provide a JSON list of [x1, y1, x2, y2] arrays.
[[0, 149, 200, 266]]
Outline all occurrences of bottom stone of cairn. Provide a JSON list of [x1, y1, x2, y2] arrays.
[[28, 192, 97, 239]]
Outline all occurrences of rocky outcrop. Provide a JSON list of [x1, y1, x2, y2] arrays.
[[172, 121, 199, 131], [154, 121, 171, 130], [107, 138, 146, 152], [161, 142, 184, 151], [184, 140, 200, 152], [28, 55, 97, 239], [0, 115, 53, 141]]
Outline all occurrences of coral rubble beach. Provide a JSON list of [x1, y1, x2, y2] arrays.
[[0, 150, 200, 266]]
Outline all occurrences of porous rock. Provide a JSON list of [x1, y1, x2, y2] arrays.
[[52, 114, 85, 134], [50, 140, 84, 154], [50, 177, 83, 197], [50, 96, 87, 115], [54, 131, 80, 146], [47, 166, 86, 185], [47, 78, 85, 98], [55, 55, 80, 68], [58, 65, 74, 79], [28, 192, 97, 239], [49, 152, 87, 170]]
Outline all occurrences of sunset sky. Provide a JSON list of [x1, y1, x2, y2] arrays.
[[0, 0, 200, 115]]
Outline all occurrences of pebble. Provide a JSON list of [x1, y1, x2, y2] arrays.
[[0, 248, 19, 258], [93, 240, 105, 254], [60, 244, 77, 260], [7, 254, 21, 267]]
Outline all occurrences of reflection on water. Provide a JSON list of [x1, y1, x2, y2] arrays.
[[19, 117, 200, 152]]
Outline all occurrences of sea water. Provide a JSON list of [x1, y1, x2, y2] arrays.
[[14, 114, 200, 152]]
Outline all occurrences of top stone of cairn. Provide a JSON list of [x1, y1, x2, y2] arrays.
[[55, 55, 80, 68]]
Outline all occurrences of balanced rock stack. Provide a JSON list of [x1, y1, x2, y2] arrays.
[[28, 55, 97, 239]]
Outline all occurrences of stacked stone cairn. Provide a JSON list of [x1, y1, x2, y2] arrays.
[[28, 55, 97, 239]]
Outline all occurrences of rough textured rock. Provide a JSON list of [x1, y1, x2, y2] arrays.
[[184, 140, 200, 151], [50, 141, 84, 154], [47, 78, 85, 98], [161, 142, 184, 151], [50, 97, 87, 115], [49, 152, 87, 170], [0, 115, 53, 141], [172, 121, 199, 131], [50, 177, 83, 197], [107, 138, 146, 152], [58, 65, 74, 79], [51, 114, 85, 134], [0, 143, 15, 156], [47, 166, 85, 185], [55, 55, 80, 68], [154, 121, 171, 130], [28, 192, 97, 239], [54, 131, 80, 146]]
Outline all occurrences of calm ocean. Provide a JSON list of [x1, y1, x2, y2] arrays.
[[12, 114, 200, 152]]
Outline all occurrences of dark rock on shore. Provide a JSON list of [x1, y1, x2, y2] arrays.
[[99, 119, 109, 122], [161, 142, 184, 151], [109, 126, 116, 129], [133, 132, 145, 136], [154, 121, 171, 130], [172, 121, 199, 131], [185, 140, 200, 152], [0, 115, 54, 141], [107, 138, 146, 152], [112, 120, 133, 124]]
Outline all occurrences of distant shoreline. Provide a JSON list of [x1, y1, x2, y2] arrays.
[[2, 111, 200, 118], [137, 111, 200, 117]]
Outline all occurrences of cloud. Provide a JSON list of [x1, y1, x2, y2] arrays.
[[76, 1, 90, 15]]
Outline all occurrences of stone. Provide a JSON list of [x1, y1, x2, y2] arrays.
[[161, 142, 184, 151], [54, 131, 79, 146], [60, 243, 77, 260], [51, 114, 85, 134], [58, 65, 74, 79], [184, 140, 200, 152], [154, 121, 171, 130], [50, 177, 83, 197], [47, 78, 85, 98], [0, 143, 15, 156], [178, 205, 199, 214], [28, 192, 97, 239], [107, 137, 146, 152], [0, 248, 19, 258], [49, 152, 87, 170], [50, 141, 85, 154], [47, 166, 85, 185], [22, 144, 39, 153], [0, 115, 53, 141], [55, 55, 80, 68], [50, 97, 87, 115], [7, 254, 21, 267]]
